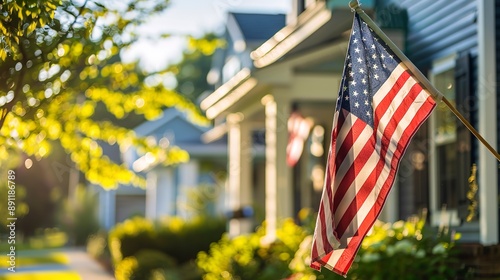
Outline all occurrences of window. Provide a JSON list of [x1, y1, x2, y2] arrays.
[[429, 54, 460, 226]]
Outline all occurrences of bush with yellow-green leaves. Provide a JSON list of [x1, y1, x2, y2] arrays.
[[197, 210, 461, 280], [109, 215, 226, 280], [289, 212, 461, 280], [196, 219, 308, 280]]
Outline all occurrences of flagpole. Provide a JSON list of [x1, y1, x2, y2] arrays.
[[349, 0, 500, 162]]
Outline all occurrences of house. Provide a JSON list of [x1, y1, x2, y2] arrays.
[[201, 0, 499, 273], [95, 108, 228, 230]]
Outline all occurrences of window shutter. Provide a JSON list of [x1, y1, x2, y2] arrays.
[[454, 52, 473, 222]]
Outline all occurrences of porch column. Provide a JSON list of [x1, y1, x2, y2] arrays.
[[145, 171, 158, 219], [145, 168, 175, 219], [99, 188, 116, 230], [177, 160, 199, 220], [262, 93, 292, 242], [478, 0, 498, 245], [227, 113, 253, 236]]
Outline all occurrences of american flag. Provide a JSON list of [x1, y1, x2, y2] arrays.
[[310, 13, 436, 276]]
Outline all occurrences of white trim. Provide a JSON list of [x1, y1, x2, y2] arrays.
[[252, 2, 328, 62], [200, 68, 251, 111], [478, 0, 498, 245], [253, 8, 332, 68]]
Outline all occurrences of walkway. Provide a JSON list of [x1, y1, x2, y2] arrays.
[[65, 247, 115, 280]]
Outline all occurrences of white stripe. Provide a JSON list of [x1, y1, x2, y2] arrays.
[[322, 112, 357, 253], [334, 114, 371, 194], [325, 248, 345, 271], [334, 125, 376, 230], [372, 63, 407, 104], [313, 110, 341, 257], [375, 73, 417, 137]]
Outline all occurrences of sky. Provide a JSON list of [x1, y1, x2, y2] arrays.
[[122, 0, 291, 72]]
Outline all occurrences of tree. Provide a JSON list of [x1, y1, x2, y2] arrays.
[[173, 33, 221, 102], [0, 0, 218, 189]]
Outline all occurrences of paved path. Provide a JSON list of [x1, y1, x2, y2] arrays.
[[65, 247, 115, 280]]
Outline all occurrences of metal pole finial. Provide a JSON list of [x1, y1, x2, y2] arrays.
[[349, 0, 361, 11]]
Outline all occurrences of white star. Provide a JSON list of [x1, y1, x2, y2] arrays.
[[363, 89, 368, 95], [374, 74, 379, 80], [372, 54, 377, 59], [359, 68, 365, 74], [383, 64, 387, 68], [362, 36, 367, 41], [389, 54, 394, 59], [381, 54, 386, 59], [345, 95, 349, 101], [355, 102, 360, 108], [352, 30, 356, 35], [366, 111, 371, 117], [353, 38, 358, 44], [353, 90, 359, 96], [373, 64, 379, 70], [354, 47, 360, 53], [365, 100, 369, 105], [343, 86, 347, 92], [362, 78, 367, 84], [371, 44, 376, 49], [348, 62, 352, 67], [357, 57, 363, 63], [349, 71, 354, 77], [351, 80, 357, 86]]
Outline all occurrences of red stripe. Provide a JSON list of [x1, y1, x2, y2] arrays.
[[335, 115, 364, 167], [373, 71, 411, 129], [377, 82, 424, 145], [314, 111, 345, 258], [331, 120, 372, 217]]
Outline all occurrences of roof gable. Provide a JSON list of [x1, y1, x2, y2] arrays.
[[134, 108, 208, 140], [231, 13, 286, 42]]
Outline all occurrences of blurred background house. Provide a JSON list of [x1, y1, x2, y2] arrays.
[[201, 0, 499, 275], [94, 108, 228, 229]]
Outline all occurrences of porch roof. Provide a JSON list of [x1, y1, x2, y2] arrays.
[[200, 1, 369, 128]]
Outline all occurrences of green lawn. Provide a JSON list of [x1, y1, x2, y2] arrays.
[[0, 249, 80, 280], [0, 271, 81, 280], [0, 251, 68, 268]]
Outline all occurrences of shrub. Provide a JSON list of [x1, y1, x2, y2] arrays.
[[59, 185, 100, 245], [289, 213, 461, 280], [109, 216, 157, 265], [109, 216, 226, 266], [197, 209, 460, 280], [114, 249, 178, 280], [196, 218, 308, 280], [156, 216, 227, 263]]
